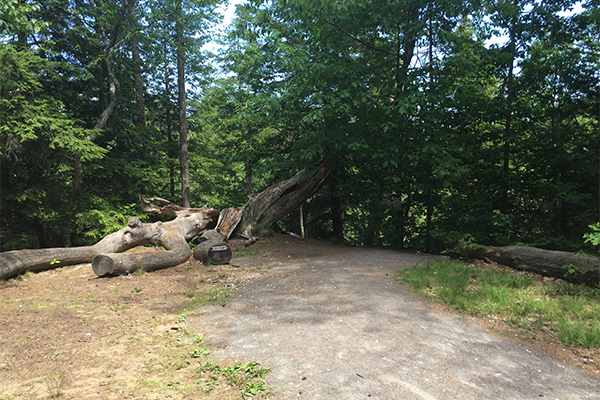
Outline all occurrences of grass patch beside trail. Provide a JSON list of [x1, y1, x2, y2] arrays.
[[180, 287, 234, 311], [395, 259, 600, 349]]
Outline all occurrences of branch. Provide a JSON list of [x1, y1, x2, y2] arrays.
[[316, 16, 394, 56]]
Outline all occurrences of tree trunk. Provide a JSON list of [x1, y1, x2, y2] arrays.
[[130, 1, 146, 127], [0, 201, 219, 280], [500, 9, 518, 215], [92, 226, 191, 276], [0, 164, 331, 280], [176, 0, 190, 208], [223, 163, 332, 239], [454, 242, 599, 286]]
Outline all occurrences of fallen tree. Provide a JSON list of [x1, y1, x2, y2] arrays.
[[0, 165, 331, 280], [0, 203, 220, 280], [453, 242, 600, 286]]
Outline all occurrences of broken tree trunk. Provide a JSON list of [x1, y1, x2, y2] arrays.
[[0, 198, 219, 280], [454, 242, 600, 286], [218, 163, 332, 239], [0, 164, 331, 280]]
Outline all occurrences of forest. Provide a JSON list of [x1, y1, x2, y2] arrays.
[[1, 0, 599, 256]]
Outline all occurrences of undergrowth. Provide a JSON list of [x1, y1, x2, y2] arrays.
[[395, 259, 600, 348]]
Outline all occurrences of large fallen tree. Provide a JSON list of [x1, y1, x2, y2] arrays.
[[453, 242, 600, 286], [0, 164, 331, 280]]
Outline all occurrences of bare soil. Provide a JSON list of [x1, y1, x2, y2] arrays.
[[0, 238, 265, 399], [0, 233, 598, 399]]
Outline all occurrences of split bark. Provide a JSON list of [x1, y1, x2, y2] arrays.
[[222, 163, 332, 239]]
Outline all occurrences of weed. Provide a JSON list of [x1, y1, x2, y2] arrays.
[[133, 264, 147, 276], [246, 379, 267, 395], [167, 380, 180, 390], [190, 347, 210, 358], [235, 247, 260, 257], [218, 274, 227, 279], [180, 288, 233, 311], [132, 287, 142, 293], [45, 371, 67, 398], [563, 264, 578, 279]]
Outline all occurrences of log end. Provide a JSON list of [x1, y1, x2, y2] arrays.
[[193, 241, 232, 265], [208, 244, 232, 265], [92, 255, 115, 277]]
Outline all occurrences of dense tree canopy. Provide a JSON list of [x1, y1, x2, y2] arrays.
[[1, 0, 598, 255]]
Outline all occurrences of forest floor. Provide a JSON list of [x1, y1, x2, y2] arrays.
[[0, 233, 599, 399]]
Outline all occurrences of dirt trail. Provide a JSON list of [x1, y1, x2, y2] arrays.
[[199, 235, 600, 400]]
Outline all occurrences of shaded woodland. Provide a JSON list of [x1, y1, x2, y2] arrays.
[[1, 0, 599, 261]]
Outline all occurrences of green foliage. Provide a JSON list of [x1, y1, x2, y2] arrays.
[[1, 0, 597, 257], [396, 260, 600, 348], [583, 223, 600, 247]]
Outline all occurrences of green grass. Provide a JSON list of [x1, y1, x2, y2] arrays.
[[234, 247, 260, 257], [395, 259, 600, 348], [180, 287, 234, 311]]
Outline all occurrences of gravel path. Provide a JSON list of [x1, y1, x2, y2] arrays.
[[198, 238, 600, 399]]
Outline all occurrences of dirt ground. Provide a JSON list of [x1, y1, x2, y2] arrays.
[[0, 234, 599, 399]]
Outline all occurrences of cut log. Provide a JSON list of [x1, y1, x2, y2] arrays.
[[192, 229, 231, 265], [0, 217, 161, 280], [193, 240, 232, 265], [454, 242, 600, 285], [92, 224, 192, 276]]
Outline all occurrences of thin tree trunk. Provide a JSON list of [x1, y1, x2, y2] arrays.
[[501, 10, 518, 215], [299, 204, 305, 238], [245, 130, 253, 196], [426, 195, 433, 254], [176, 0, 190, 208], [61, 1, 123, 246], [130, 1, 146, 127]]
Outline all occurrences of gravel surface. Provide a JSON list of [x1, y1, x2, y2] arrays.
[[198, 237, 600, 400]]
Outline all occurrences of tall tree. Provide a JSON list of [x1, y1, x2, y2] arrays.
[[176, 0, 191, 207]]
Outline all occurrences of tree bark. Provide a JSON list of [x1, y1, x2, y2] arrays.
[[0, 200, 219, 280], [0, 165, 331, 280], [223, 163, 332, 239], [176, 0, 190, 208], [454, 242, 599, 286], [130, 1, 146, 127]]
